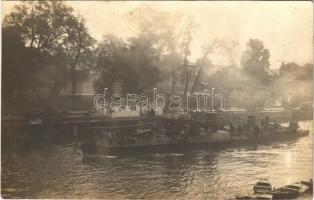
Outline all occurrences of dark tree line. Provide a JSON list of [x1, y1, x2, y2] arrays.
[[2, 1, 312, 114], [3, 1, 94, 112]]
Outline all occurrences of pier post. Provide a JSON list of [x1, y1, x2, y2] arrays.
[[73, 125, 78, 136]]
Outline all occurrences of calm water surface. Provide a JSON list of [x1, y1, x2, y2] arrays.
[[1, 121, 312, 199]]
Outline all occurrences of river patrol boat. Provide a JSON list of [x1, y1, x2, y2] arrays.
[[80, 112, 309, 155]]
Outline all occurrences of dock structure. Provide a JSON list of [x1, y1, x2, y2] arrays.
[[1, 108, 311, 141]]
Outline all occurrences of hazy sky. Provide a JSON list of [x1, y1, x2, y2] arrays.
[[2, 1, 313, 69]]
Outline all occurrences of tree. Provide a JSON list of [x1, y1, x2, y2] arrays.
[[279, 62, 313, 81], [3, 1, 94, 112], [182, 32, 192, 96], [128, 5, 186, 93], [274, 61, 313, 107], [128, 36, 160, 92], [93, 35, 160, 94], [2, 26, 35, 113], [180, 19, 198, 96], [3, 1, 94, 93], [190, 41, 219, 95], [60, 15, 95, 94], [240, 39, 271, 85], [94, 5, 188, 94], [93, 36, 135, 93]]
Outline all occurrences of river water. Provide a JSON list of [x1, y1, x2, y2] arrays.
[[1, 121, 312, 199]]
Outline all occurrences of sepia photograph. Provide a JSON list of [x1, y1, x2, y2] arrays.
[[1, 1, 313, 199]]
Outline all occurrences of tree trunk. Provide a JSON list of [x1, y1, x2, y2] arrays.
[[171, 67, 176, 93], [183, 40, 191, 96], [190, 65, 203, 95], [71, 35, 82, 95], [183, 61, 189, 96], [190, 48, 212, 95], [71, 64, 76, 95]]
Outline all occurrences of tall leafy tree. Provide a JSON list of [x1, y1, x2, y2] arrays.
[[180, 20, 198, 96], [240, 39, 271, 85], [128, 5, 186, 93], [94, 35, 160, 94], [93, 36, 135, 93], [2, 26, 36, 113], [60, 15, 95, 94], [3, 1, 94, 112]]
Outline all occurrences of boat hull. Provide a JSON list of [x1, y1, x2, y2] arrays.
[[81, 130, 309, 155]]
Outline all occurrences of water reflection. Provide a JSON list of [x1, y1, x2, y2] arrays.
[[1, 121, 312, 199]]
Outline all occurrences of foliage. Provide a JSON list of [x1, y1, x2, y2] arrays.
[[2, 1, 94, 112], [2, 26, 34, 102], [3, 3, 312, 113], [272, 62, 313, 107], [279, 62, 313, 81], [93, 35, 160, 94], [94, 5, 187, 94], [240, 39, 272, 85]]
